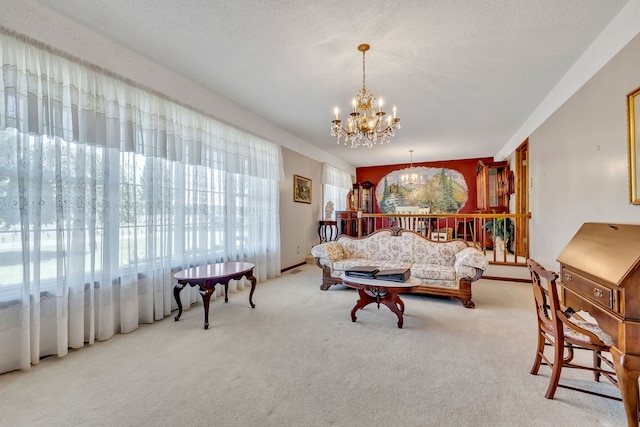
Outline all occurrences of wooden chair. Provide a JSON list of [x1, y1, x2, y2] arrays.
[[417, 207, 430, 237], [395, 206, 430, 236], [526, 259, 620, 401], [455, 218, 475, 241]]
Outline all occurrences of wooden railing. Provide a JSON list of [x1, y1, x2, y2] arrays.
[[355, 212, 531, 266]]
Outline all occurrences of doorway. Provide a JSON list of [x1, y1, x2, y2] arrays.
[[515, 139, 529, 258]]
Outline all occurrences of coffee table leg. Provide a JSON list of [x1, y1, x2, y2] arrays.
[[351, 289, 375, 322], [381, 293, 404, 328], [198, 288, 215, 329], [394, 294, 405, 313]]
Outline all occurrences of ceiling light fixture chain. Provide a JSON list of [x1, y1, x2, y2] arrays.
[[361, 43, 366, 91], [331, 43, 400, 148]]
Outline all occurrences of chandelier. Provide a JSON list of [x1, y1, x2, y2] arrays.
[[400, 150, 424, 187], [331, 43, 400, 148]]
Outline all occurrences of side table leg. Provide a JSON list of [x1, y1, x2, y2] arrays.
[[173, 283, 185, 321], [198, 288, 215, 330], [247, 274, 257, 308], [224, 282, 229, 303]]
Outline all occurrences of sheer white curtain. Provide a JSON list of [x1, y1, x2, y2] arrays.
[[321, 163, 352, 219], [0, 31, 282, 374]]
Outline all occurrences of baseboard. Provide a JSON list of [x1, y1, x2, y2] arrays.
[[281, 261, 307, 273], [483, 263, 531, 282], [481, 275, 531, 283]]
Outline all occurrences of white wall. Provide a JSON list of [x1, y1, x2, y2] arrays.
[[497, 0, 640, 161], [528, 32, 640, 269], [280, 148, 324, 269]]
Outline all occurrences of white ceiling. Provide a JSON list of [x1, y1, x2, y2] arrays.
[[33, 0, 630, 167]]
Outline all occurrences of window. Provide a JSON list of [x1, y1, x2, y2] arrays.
[[0, 30, 283, 373], [321, 163, 352, 218]]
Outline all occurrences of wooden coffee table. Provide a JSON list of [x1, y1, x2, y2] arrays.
[[173, 262, 256, 329], [341, 274, 419, 328]]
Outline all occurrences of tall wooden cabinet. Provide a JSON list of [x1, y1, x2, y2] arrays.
[[352, 181, 375, 213], [476, 161, 512, 213], [476, 161, 514, 250], [337, 181, 375, 237]]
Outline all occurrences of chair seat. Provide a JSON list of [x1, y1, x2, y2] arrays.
[[566, 318, 614, 347]]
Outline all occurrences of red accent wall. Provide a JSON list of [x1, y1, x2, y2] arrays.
[[356, 157, 494, 214]]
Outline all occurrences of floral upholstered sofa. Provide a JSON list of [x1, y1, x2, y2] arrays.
[[311, 228, 489, 308]]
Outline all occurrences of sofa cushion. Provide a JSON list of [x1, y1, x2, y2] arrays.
[[377, 234, 413, 262], [412, 237, 468, 266], [338, 234, 382, 259], [310, 242, 345, 263], [333, 259, 412, 275], [367, 260, 413, 271], [454, 247, 489, 271], [332, 259, 375, 272], [338, 231, 414, 263], [411, 263, 457, 281], [413, 277, 457, 289]]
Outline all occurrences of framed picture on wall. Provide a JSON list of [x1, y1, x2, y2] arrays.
[[293, 174, 312, 204]]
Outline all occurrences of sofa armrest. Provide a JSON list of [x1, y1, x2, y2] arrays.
[[454, 247, 489, 273], [456, 266, 484, 282], [311, 242, 346, 266]]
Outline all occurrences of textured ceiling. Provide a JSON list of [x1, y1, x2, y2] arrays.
[[33, 0, 629, 167]]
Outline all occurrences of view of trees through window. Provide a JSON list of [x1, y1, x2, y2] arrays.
[[0, 129, 260, 290]]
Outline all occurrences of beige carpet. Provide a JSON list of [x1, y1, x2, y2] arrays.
[[0, 264, 625, 426]]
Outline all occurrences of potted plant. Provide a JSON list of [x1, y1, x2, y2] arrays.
[[483, 217, 514, 254]]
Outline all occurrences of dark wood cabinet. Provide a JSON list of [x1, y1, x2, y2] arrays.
[[338, 181, 376, 237], [476, 161, 513, 213], [336, 210, 357, 237], [476, 161, 513, 250], [351, 181, 375, 213]]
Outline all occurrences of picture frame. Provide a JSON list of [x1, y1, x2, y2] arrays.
[[627, 87, 640, 204], [293, 174, 312, 204]]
